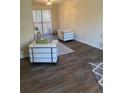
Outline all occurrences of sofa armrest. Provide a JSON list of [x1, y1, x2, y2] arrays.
[[51, 40, 58, 47]]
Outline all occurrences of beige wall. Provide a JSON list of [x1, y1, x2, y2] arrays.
[[58, 0, 103, 49], [33, 3, 58, 32], [20, 0, 34, 58]]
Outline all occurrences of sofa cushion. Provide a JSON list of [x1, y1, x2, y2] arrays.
[[36, 39, 48, 44]]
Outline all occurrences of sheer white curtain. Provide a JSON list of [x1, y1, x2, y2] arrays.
[[33, 10, 52, 35]]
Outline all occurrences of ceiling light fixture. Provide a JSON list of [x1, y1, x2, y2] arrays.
[[46, 0, 52, 5]]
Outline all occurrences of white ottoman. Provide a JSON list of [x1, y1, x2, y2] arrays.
[[57, 29, 74, 41]]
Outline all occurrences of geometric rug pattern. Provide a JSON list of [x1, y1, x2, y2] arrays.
[[89, 62, 103, 89]]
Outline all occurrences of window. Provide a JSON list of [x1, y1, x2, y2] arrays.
[[33, 10, 52, 35]]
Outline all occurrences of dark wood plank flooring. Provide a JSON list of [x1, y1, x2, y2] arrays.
[[21, 40, 103, 93]]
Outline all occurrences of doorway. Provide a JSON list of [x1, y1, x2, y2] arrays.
[[33, 10, 52, 36]]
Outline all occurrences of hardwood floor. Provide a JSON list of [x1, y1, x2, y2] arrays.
[[20, 40, 103, 93]]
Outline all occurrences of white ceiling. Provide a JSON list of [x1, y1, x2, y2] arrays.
[[33, 0, 63, 4]]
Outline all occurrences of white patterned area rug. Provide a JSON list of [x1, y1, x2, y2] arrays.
[[58, 42, 74, 56], [89, 62, 103, 90], [44, 35, 74, 56]]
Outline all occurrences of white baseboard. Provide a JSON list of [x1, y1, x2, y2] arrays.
[[75, 38, 103, 50]]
